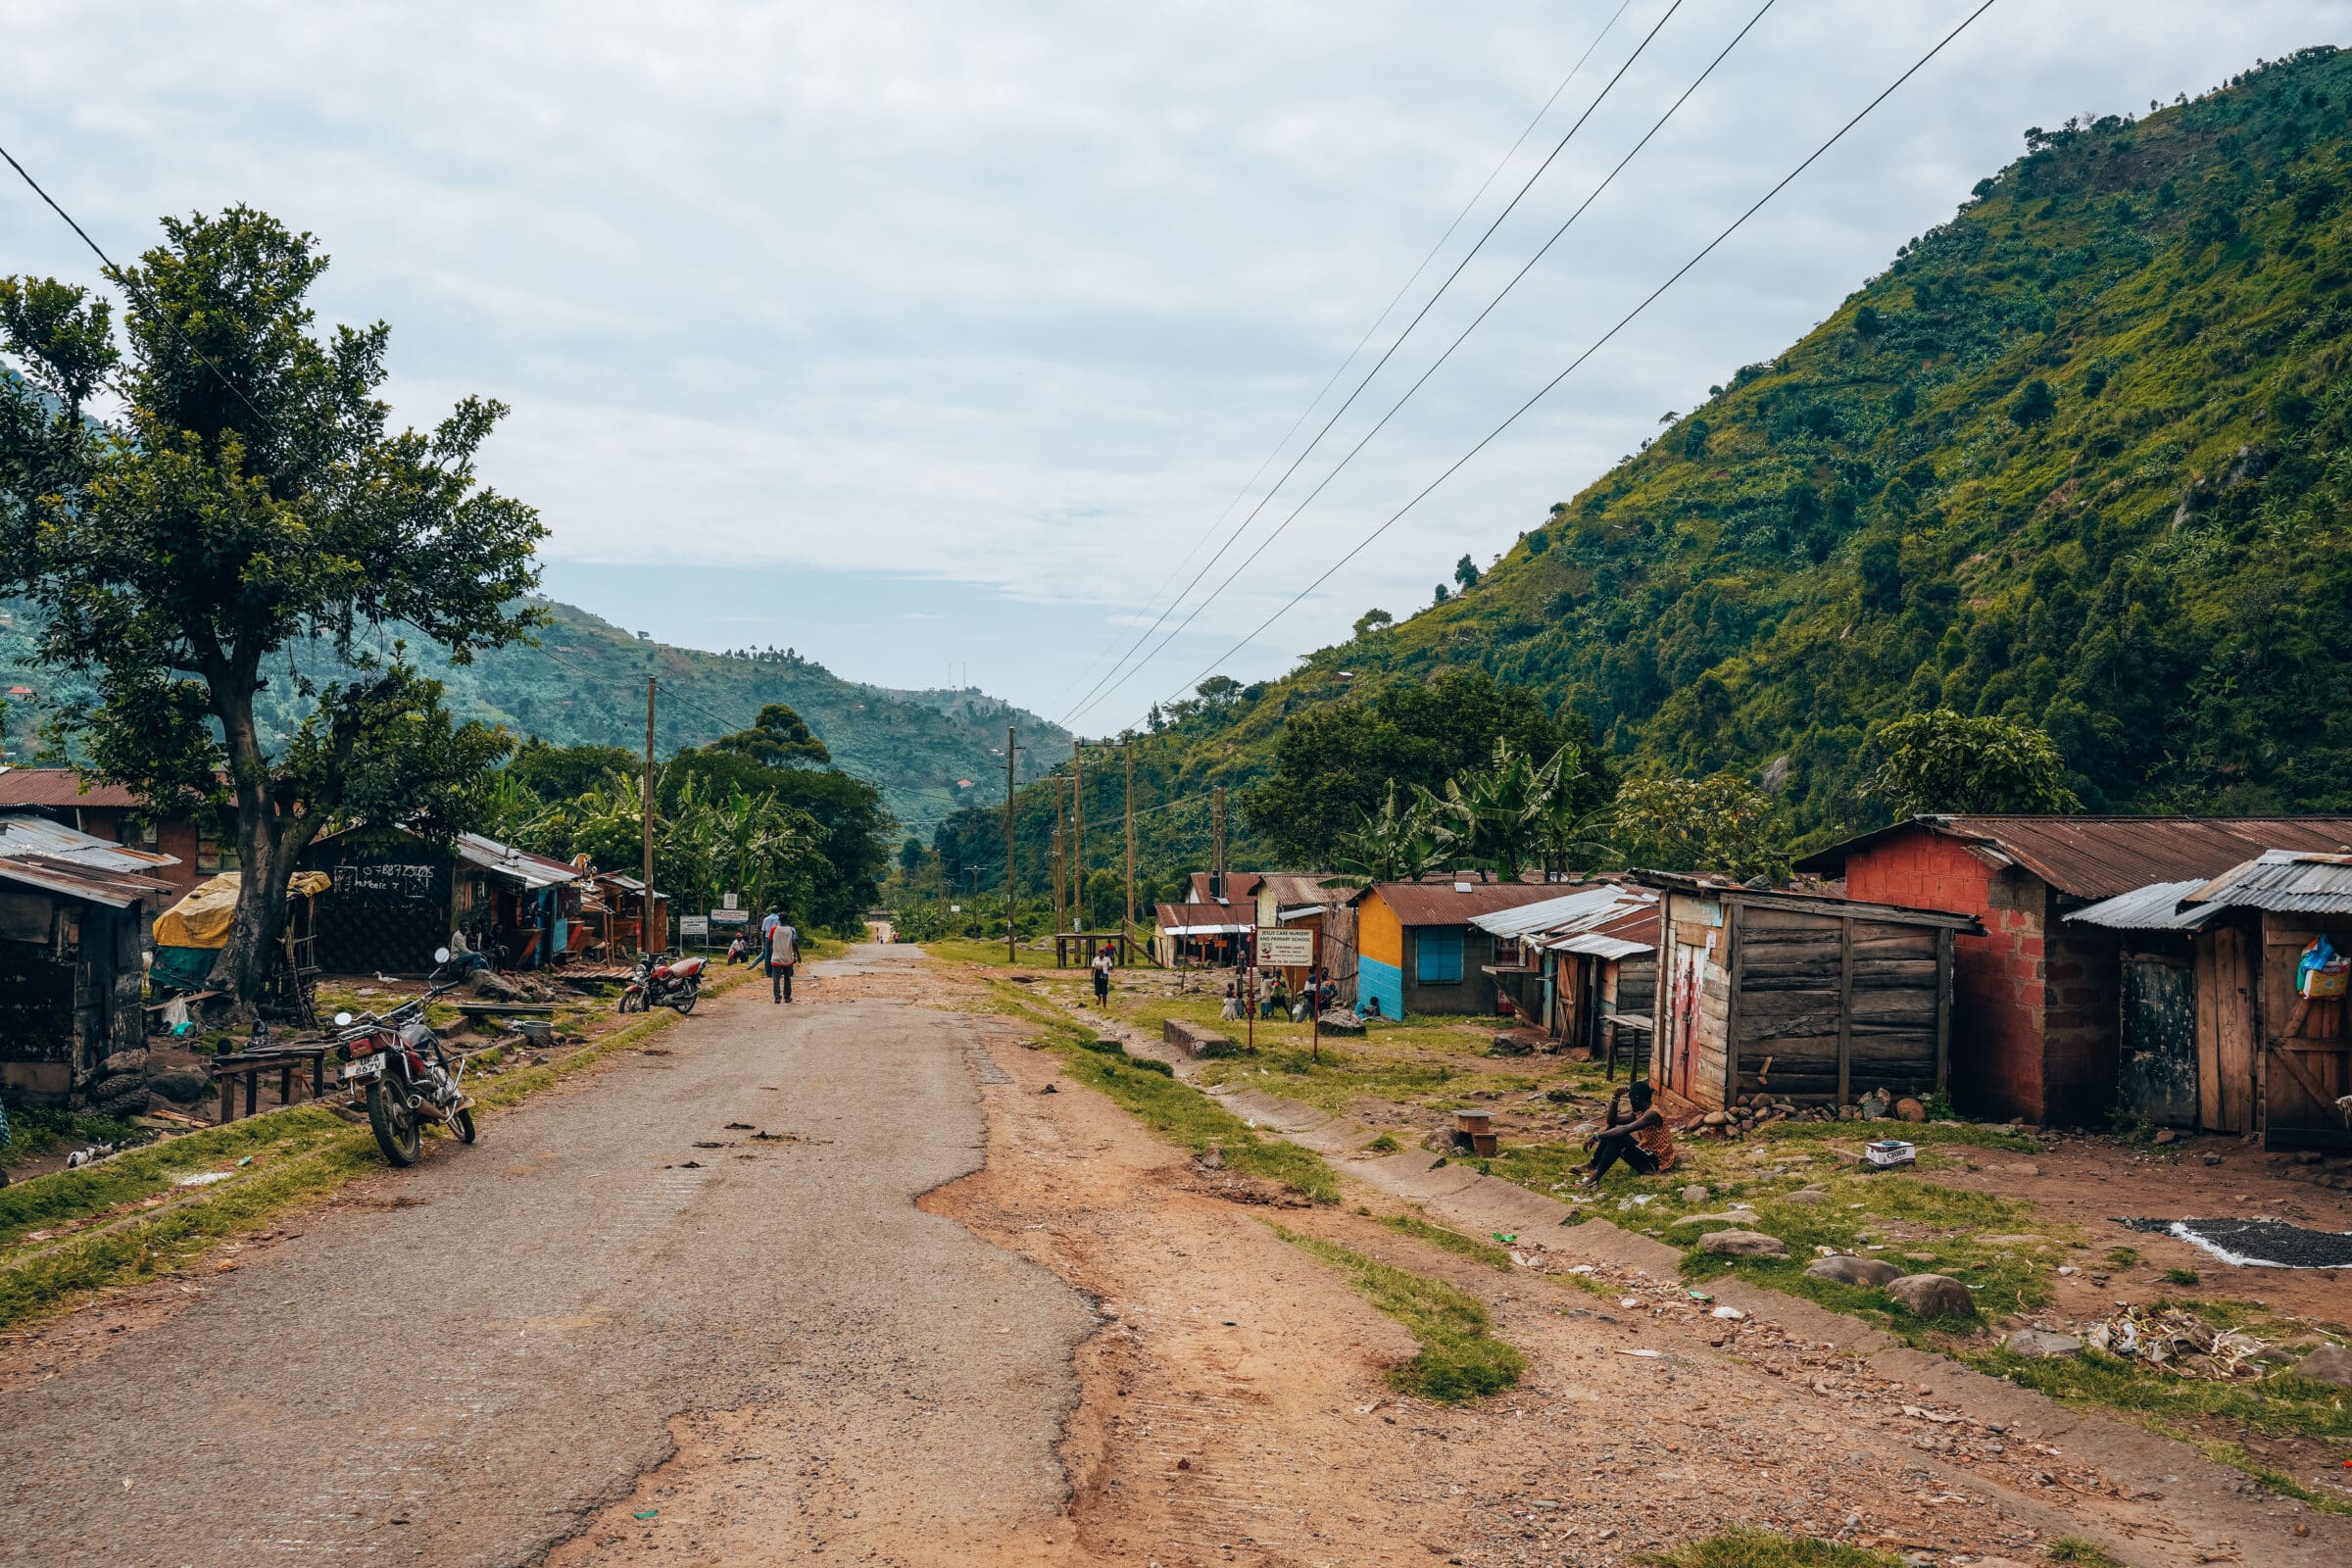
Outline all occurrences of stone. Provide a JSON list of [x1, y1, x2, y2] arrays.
[[1893, 1097, 1927, 1123], [100, 1047, 150, 1078], [1701, 1110, 1730, 1128], [146, 1068, 210, 1104], [2202, 1153, 2224, 1166], [1805, 1254, 1903, 1288], [1695, 1228, 1788, 1258], [1859, 1088, 1893, 1120], [2002, 1329, 2083, 1359], [469, 967, 523, 1000], [1679, 1185, 1711, 1204], [2291, 1345, 2352, 1388], [2152, 1128, 2178, 1145], [2010, 1163, 2041, 1178], [1886, 1273, 1977, 1319], [1781, 1188, 1831, 1205]]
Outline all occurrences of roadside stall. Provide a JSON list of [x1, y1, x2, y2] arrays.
[[150, 870, 332, 1012]]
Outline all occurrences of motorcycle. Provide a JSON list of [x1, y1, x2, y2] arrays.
[[333, 947, 477, 1166], [617, 950, 707, 1015]]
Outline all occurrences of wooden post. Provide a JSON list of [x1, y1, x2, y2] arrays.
[[1123, 740, 1136, 953], [642, 677, 657, 952], [1004, 725, 1017, 963], [1837, 917, 1855, 1109], [1072, 738, 1085, 931], [1051, 775, 1065, 939], [1722, 900, 1743, 1108], [1935, 925, 1952, 1095]]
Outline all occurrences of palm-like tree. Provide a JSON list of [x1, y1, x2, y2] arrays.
[[1324, 782, 1447, 887]]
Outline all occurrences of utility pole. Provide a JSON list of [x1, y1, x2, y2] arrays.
[[642, 677, 657, 953], [1072, 736, 1085, 930], [1123, 739, 1136, 955], [1004, 725, 1018, 963], [1052, 775, 1066, 937], [1210, 785, 1226, 901]]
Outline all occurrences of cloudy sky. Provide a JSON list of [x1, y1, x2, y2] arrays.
[[8, 2, 2347, 729]]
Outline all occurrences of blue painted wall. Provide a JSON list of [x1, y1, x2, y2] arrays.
[[1359, 956, 1403, 1020]]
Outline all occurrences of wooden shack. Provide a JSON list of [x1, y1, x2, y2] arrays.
[[1642, 873, 1984, 1111]]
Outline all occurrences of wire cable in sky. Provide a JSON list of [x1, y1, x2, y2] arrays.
[[1159, 0, 2003, 708], [1066, 0, 1777, 726], [1053, 0, 1686, 729], [1039, 0, 1639, 718]]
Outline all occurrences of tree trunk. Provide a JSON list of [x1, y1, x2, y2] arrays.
[[205, 673, 309, 1004]]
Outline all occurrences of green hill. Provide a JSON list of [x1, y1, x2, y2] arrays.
[[0, 595, 1067, 838], [947, 45, 2352, 890]]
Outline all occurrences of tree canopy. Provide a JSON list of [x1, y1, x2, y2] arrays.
[[1864, 710, 2082, 817]]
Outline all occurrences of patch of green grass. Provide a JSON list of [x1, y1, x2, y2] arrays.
[[1380, 1212, 1514, 1271], [2158, 1266, 2201, 1286], [0, 1102, 144, 1166], [1973, 1346, 2352, 1450], [1636, 1527, 1903, 1566], [2104, 1246, 2140, 1269], [2045, 1541, 2125, 1568], [1366, 1133, 1401, 1152], [1032, 1015, 1338, 1202], [0, 1106, 354, 1251], [1274, 1225, 1524, 1401]]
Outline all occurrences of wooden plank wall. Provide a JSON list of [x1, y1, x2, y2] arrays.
[[1733, 906, 1942, 1102]]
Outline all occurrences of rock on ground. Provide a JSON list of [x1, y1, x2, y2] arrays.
[[2293, 1344, 2352, 1387], [1696, 1228, 1788, 1258], [1886, 1273, 1977, 1319], [1805, 1254, 1903, 1288], [2002, 1329, 2083, 1359]]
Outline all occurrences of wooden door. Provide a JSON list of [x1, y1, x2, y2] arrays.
[[2120, 955, 2198, 1128], [2194, 925, 2257, 1134]]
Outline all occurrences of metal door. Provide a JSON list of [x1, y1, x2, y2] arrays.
[[2120, 956, 2199, 1128]]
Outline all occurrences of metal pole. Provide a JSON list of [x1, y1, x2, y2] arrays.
[[1004, 725, 1018, 962], [642, 676, 656, 953]]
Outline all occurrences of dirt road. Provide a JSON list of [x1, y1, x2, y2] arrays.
[[0, 947, 1094, 1566]]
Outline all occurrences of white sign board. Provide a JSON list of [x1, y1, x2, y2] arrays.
[[721, 891, 741, 910], [708, 907, 750, 926], [679, 914, 710, 940], [1256, 926, 1315, 967]]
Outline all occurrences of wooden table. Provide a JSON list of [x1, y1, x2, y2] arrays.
[[209, 1046, 336, 1123]]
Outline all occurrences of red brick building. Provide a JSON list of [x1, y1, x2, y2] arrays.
[[1795, 815, 2352, 1124], [0, 768, 210, 898]]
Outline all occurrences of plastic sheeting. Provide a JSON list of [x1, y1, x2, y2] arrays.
[[152, 870, 334, 949]]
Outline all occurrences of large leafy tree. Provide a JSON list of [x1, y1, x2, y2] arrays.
[[0, 209, 544, 999], [1609, 773, 1789, 882], [1864, 710, 2082, 817]]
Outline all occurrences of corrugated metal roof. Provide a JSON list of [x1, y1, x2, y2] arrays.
[[0, 767, 142, 809], [1152, 901, 1250, 936], [1187, 871, 1262, 907], [1548, 932, 1652, 960], [2064, 879, 2214, 931], [2181, 850, 2352, 915], [1470, 882, 1657, 942], [0, 814, 181, 906], [454, 832, 580, 888], [1362, 878, 1571, 926], [1795, 815, 2352, 899], [1254, 872, 1348, 909]]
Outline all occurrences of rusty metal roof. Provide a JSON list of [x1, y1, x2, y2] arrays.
[[453, 832, 581, 889], [1187, 871, 1262, 907], [1254, 872, 1348, 912], [1359, 878, 1570, 927], [1794, 815, 2352, 900], [0, 814, 181, 906], [2181, 850, 2352, 915], [0, 766, 142, 809], [1637, 869, 1984, 933]]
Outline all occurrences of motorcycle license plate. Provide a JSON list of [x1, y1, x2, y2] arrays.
[[342, 1055, 386, 1082]]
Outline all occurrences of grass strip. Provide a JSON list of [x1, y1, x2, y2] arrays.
[[1637, 1531, 1903, 1567], [1273, 1225, 1523, 1401], [2044, 1539, 2127, 1567], [1380, 1212, 1514, 1271], [0, 965, 754, 1331], [1027, 1008, 1338, 1202]]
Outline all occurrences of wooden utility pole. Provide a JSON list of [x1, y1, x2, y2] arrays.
[[1004, 724, 1017, 962], [1210, 785, 1226, 901], [1052, 775, 1066, 935], [1072, 737, 1085, 929], [642, 677, 657, 952], [1123, 740, 1136, 951]]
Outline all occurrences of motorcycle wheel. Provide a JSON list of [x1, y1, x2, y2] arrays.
[[367, 1082, 422, 1166], [452, 1106, 477, 1145], [673, 986, 698, 1015], [616, 989, 643, 1014]]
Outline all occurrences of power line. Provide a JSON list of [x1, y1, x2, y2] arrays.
[[1040, 0, 1638, 717], [1163, 0, 2004, 705], [1054, 0, 1686, 728], [1070, 0, 1778, 725], [0, 140, 275, 431]]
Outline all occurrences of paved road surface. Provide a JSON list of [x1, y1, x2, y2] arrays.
[[3, 948, 1092, 1566]]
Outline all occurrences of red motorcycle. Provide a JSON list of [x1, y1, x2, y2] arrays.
[[618, 950, 706, 1014], [334, 948, 476, 1165]]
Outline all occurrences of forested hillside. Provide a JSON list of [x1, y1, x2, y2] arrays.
[[0, 595, 1067, 838], [940, 46, 2352, 897]]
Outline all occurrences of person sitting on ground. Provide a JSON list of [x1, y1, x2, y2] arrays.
[[1220, 973, 1241, 1020], [1578, 1080, 1675, 1185], [1090, 947, 1114, 1009]]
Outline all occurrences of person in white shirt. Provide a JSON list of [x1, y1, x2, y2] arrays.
[[765, 914, 800, 1004], [1090, 948, 1114, 1008]]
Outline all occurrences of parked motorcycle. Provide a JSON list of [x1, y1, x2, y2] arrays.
[[617, 950, 707, 1015], [334, 948, 476, 1166]]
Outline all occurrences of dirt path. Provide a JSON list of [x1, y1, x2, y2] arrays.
[[0, 947, 1093, 1567]]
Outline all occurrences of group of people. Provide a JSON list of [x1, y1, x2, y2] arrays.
[[1217, 967, 1338, 1022], [724, 908, 801, 1003]]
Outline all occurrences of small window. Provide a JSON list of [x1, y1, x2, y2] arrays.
[[197, 834, 240, 873], [1416, 928, 1464, 984], [133, 818, 160, 848]]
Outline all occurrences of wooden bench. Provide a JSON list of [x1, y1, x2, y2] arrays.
[[209, 1046, 336, 1123], [1162, 1017, 1242, 1058]]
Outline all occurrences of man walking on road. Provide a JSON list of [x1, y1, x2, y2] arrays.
[[1090, 947, 1114, 1008], [765, 912, 800, 1004]]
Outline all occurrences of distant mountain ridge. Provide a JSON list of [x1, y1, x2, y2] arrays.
[[0, 594, 1069, 838]]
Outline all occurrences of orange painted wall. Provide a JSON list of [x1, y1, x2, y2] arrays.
[[1357, 893, 1402, 969]]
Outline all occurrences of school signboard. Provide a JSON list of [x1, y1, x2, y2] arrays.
[[1256, 926, 1315, 967]]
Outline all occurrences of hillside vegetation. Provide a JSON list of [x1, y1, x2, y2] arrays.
[[947, 46, 2352, 894], [1, 595, 1067, 838]]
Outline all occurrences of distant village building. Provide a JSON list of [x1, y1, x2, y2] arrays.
[[1467, 879, 1658, 1061], [1796, 814, 2352, 1124], [0, 767, 206, 898], [1348, 880, 1568, 1020]]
